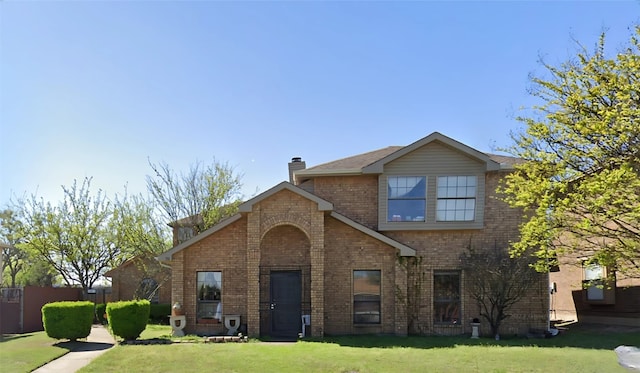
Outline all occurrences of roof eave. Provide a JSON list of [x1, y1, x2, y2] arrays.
[[499, 164, 516, 171], [156, 214, 243, 261], [330, 212, 416, 257], [293, 168, 364, 178], [239, 181, 333, 213]]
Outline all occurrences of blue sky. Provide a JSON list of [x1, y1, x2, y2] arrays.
[[1, 1, 638, 206]]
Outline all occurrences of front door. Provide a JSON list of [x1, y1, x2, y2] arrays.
[[270, 271, 301, 339]]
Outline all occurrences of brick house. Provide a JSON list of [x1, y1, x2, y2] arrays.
[[105, 255, 171, 304], [550, 254, 640, 326], [157, 132, 549, 339]]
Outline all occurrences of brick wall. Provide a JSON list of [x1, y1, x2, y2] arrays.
[[551, 253, 640, 325], [313, 175, 379, 229], [169, 169, 549, 337], [108, 257, 171, 304], [315, 171, 548, 336], [323, 216, 399, 335], [177, 218, 248, 335]]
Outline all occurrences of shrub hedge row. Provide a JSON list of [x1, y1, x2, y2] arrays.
[[149, 303, 171, 324], [43, 300, 166, 341], [42, 301, 94, 341], [106, 300, 150, 340]]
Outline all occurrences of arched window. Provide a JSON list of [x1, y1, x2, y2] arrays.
[[138, 278, 160, 304]]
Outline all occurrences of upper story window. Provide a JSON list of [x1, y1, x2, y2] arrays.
[[436, 176, 477, 221], [178, 226, 195, 244], [387, 176, 426, 222]]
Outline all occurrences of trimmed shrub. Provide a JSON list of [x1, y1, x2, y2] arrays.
[[149, 303, 171, 324], [42, 301, 94, 341], [95, 303, 107, 324], [107, 300, 150, 340]]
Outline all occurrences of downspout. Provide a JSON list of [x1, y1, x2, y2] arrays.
[[547, 271, 551, 332]]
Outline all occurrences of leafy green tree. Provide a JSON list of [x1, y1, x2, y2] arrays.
[[111, 192, 172, 300], [0, 209, 28, 287], [502, 27, 640, 278], [17, 178, 124, 290], [18, 258, 59, 287], [112, 192, 171, 257], [146, 159, 244, 234]]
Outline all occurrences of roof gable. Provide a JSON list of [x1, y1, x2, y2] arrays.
[[157, 214, 243, 261], [157, 182, 417, 260], [293, 132, 509, 181], [362, 132, 500, 173], [238, 181, 333, 212], [104, 255, 158, 277], [157, 182, 332, 261]]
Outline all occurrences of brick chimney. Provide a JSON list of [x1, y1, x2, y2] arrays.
[[288, 157, 306, 184]]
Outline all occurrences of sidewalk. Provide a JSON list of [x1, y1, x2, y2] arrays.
[[33, 324, 115, 373]]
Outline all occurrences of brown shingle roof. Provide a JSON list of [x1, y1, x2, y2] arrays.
[[302, 148, 522, 174], [486, 153, 525, 166], [304, 146, 403, 172]]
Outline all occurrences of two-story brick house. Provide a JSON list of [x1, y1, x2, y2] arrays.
[[157, 132, 549, 339]]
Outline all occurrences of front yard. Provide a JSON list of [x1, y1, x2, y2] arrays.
[[2, 324, 638, 373]]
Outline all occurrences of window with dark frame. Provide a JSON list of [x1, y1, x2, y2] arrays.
[[387, 176, 426, 222], [433, 272, 460, 325], [197, 271, 222, 322], [353, 270, 381, 324], [436, 176, 477, 221]]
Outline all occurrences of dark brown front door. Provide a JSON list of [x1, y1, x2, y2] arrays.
[[270, 271, 301, 339]]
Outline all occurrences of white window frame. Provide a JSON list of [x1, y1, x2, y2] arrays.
[[436, 176, 477, 222], [387, 176, 426, 222], [583, 263, 605, 301]]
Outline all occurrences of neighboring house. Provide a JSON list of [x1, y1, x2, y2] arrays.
[[157, 132, 549, 339], [550, 254, 640, 326], [105, 255, 171, 304], [169, 214, 203, 247]]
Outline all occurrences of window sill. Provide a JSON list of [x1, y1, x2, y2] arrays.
[[379, 221, 483, 231], [354, 323, 382, 328], [197, 318, 221, 324], [433, 323, 462, 327]]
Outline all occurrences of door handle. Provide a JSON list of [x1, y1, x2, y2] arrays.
[[270, 303, 276, 310]]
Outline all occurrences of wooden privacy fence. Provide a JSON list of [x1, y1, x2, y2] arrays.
[[0, 286, 85, 334]]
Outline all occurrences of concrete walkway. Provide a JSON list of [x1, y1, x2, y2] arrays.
[[33, 324, 116, 373]]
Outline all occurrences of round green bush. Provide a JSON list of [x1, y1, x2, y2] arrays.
[[42, 301, 94, 341], [149, 303, 171, 324], [106, 300, 150, 340]]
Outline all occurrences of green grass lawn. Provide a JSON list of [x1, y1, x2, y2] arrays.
[[78, 324, 639, 373], [0, 332, 73, 373], [0, 324, 169, 372], [79, 342, 631, 373], [3, 324, 638, 373]]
